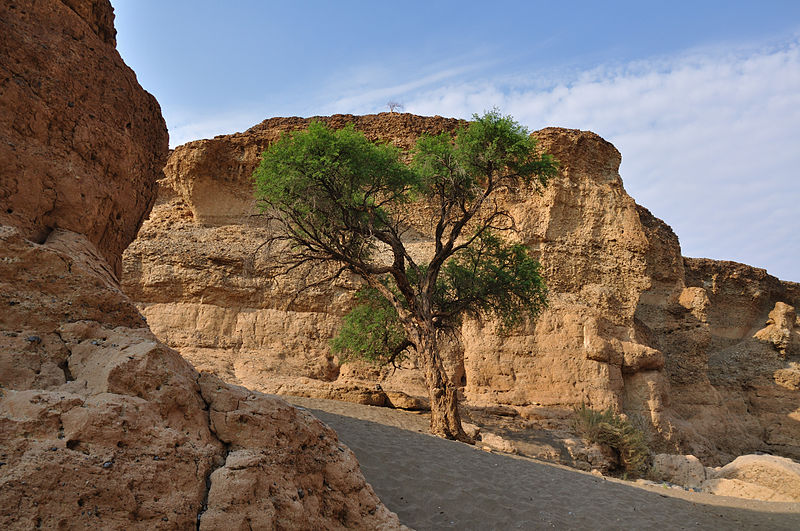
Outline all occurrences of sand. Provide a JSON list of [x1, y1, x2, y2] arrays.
[[285, 396, 800, 530]]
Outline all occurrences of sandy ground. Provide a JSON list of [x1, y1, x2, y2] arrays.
[[285, 396, 800, 530]]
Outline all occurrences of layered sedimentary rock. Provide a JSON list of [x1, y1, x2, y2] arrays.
[[653, 258, 800, 462], [123, 114, 800, 466], [0, 2, 402, 529]]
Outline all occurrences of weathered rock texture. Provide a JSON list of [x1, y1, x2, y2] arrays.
[[0, 2, 402, 529], [650, 453, 800, 502], [645, 258, 800, 464], [0, 0, 167, 277], [650, 454, 707, 488], [701, 454, 800, 502], [123, 115, 800, 466]]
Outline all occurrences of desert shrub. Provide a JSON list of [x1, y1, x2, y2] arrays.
[[572, 403, 650, 478]]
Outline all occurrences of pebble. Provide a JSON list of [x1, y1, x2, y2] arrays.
[[102, 461, 113, 468], [25, 335, 41, 342]]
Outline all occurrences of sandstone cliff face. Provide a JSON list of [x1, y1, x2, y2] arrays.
[[650, 258, 800, 462], [0, 0, 166, 277], [123, 112, 800, 466], [0, 2, 403, 529]]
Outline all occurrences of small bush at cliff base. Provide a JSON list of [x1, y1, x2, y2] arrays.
[[573, 403, 650, 478]]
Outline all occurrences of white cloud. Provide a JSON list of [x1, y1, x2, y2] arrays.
[[397, 39, 800, 281]]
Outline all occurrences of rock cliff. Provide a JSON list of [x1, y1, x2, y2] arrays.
[[0, 0, 165, 277], [0, 2, 403, 529], [123, 112, 800, 467]]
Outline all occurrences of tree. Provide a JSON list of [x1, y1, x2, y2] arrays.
[[253, 110, 557, 441], [386, 101, 404, 113]]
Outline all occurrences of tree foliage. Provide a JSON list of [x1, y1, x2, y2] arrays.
[[254, 121, 417, 271], [330, 286, 408, 365], [254, 110, 557, 439], [331, 231, 547, 363]]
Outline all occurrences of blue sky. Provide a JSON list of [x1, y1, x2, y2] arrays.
[[113, 1, 800, 282]]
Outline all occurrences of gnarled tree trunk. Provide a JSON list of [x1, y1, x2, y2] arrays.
[[415, 327, 471, 442]]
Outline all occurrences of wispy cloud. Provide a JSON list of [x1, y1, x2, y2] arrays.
[[399, 38, 800, 281], [166, 36, 800, 281], [324, 64, 482, 114], [318, 51, 501, 116]]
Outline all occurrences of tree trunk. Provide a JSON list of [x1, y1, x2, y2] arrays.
[[416, 328, 472, 443]]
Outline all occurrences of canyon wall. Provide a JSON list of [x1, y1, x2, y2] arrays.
[[0, 2, 402, 529], [123, 113, 800, 465], [126, 120, 680, 424]]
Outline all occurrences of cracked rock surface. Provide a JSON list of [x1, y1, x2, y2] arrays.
[[0, 1, 404, 529], [0, 228, 402, 529]]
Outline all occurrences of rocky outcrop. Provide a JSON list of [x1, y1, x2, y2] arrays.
[[701, 454, 800, 502], [0, 0, 167, 277], [123, 115, 800, 466], [649, 453, 800, 503], [0, 2, 402, 529], [640, 258, 800, 463]]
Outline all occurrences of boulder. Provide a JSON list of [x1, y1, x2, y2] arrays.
[[754, 302, 799, 357], [479, 432, 518, 455], [650, 454, 706, 488], [701, 454, 800, 502]]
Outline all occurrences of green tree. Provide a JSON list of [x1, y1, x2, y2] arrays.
[[254, 110, 557, 441]]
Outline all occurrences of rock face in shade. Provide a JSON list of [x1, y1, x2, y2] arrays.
[[0, 2, 403, 529], [656, 258, 800, 462], [123, 112, 800, 467]]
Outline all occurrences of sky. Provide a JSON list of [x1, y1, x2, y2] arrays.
[[112, 1, 800, 282]]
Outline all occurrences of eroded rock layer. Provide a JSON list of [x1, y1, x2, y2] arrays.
[[0, 2, 403, 529], [123, 117, 800, 466]]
